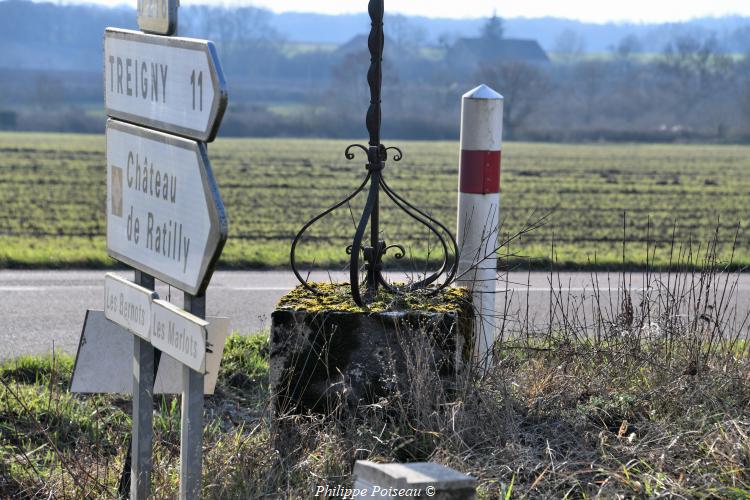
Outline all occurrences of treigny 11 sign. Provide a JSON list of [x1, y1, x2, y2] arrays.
[[104, 28, 228, 142], [106, 119, 227, 295]]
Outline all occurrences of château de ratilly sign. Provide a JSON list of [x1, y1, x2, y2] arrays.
[[106, 119, 227, 295]]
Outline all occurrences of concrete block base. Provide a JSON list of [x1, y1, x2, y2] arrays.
[[269, 285, 473, 416]]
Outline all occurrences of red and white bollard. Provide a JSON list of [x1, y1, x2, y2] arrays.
[[455, 84, 504, 364]]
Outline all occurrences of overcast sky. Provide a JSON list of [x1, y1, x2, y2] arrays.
[[54, 0, 750, 23]]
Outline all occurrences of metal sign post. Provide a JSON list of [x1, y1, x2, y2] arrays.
[[132, 270, 156, 499], [181, 293, 205, 500], [70, 1, 230, 498]]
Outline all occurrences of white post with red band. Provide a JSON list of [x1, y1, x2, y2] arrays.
[[456, 84, 504, 363]]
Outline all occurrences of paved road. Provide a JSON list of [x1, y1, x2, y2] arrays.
[[2, 270, 749, 360]]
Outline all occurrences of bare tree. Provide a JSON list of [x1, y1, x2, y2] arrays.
[[730, 25, 750, 53], [329, 51, 400, 123], [615, 35, 642, 60], [180, 6, 284, 74], [573, 60, 607, 125], [554, 29, 585, 61], [477, 61, 550, 139], [659, 34, 733, 121], [743, 80, 750, 132], [35, 75, 64, 110], [386, 14, 427, 51], [437, 32, 459, 50]]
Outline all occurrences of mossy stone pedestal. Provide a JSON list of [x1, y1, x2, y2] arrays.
[[269, 284, 473, 417]]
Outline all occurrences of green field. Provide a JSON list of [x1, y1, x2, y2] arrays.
[[0, 132, 748, 270]]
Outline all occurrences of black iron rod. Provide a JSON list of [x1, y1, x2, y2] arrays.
[[291, 174, 371, 295], [366, 0, 383, 149], [361, 0, 385, 299], [350, 178, 379, 306], [288, 0, 459, 308], [368, 170, 380, 294]]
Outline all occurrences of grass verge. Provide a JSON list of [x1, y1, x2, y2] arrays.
[[3, 262, 749, 499]]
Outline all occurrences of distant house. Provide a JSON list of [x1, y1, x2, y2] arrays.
[[334, 33, 549, 74], [447, 37, 549, 64]]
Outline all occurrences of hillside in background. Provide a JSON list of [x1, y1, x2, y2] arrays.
[[271, 11, 750, 54], [2, 1, 750, 70], [1, 0, 749, 142]]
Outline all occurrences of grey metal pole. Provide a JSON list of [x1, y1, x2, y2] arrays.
[[132, 270, 155, 500], [180, 292, 205, 500]]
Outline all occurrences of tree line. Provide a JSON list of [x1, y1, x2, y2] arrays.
[[0, 1, 749, 142]]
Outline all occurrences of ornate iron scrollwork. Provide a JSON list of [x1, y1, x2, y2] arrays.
[[290, 0, 459, 307]]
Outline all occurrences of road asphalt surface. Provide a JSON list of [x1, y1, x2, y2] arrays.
[[2, 270, 749, 360]]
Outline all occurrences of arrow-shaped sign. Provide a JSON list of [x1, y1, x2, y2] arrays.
[[150, 299, 207, 373], [106, 119, 228, 295], [104, 28, 228, 142], [104, 272, 157, 341]]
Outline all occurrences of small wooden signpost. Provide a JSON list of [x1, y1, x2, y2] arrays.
[[72, 2, 229, 498]]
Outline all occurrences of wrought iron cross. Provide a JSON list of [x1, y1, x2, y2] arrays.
[[291, 0, 459, 307]]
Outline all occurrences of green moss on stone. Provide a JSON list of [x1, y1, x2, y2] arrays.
[[276, 282, 471, 314]]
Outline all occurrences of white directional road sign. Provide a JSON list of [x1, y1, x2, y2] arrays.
[[137, 0, 179, 36], [106, 119, 228, 295], [150, 299, 207, 373], [104, 273, 157, 341], [104, 28, 228, 142]]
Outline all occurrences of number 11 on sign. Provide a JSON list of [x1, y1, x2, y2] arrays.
[[191, 70, 203, 112]]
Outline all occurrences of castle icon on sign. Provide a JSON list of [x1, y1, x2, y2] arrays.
[[111, 165, 123, 218]]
